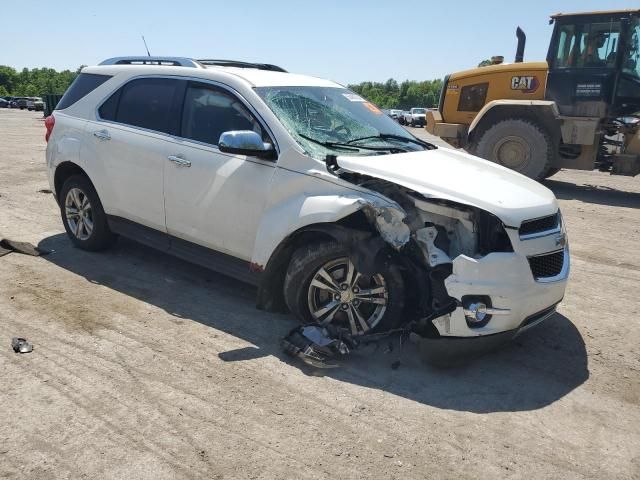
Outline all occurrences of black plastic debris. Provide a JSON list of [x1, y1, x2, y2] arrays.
[[281, 324, 409, 369], [0, 239, 50, 258], [11, 337, 33, 354], [281, 325, 354, 368]]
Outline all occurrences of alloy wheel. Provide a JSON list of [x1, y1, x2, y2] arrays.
[[307, 257, 388, 335], [65, 188, 94, 241]]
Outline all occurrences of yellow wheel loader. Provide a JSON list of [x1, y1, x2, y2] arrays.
[[426, 9, 640, 180]]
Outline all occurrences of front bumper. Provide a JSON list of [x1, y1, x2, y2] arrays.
[[416, 303, 559, 366], [432, 243, 569, 338]]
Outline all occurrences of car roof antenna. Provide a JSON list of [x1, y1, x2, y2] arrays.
[[141, 35, 151, 57]]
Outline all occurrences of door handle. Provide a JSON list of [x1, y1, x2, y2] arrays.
[[93, 129, 111, 141], [167, 155, 191, 167]]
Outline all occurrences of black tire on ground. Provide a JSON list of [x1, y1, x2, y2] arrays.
[[471, 118, 553, 180], [59, 174, 116, 251], [283, 241, 405, 332]]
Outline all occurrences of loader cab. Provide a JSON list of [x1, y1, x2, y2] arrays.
[[546, 10, 640, 117]]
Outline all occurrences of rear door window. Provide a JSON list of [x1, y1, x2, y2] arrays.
[[57, 73, 112, 110], [110, 78, 181, 134]]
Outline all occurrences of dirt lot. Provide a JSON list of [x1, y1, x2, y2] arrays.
[[0, 109, 639, 479]]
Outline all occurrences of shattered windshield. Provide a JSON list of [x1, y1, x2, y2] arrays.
[[255, 86, 433, 158]]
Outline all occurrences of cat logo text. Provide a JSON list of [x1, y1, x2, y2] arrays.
[[511, 76, 540, 93]]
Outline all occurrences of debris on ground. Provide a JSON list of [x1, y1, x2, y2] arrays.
[[0, 239, 49, 258], [37, 188, 52, 194], [281, 325, 353, 368], [11, 337, 33, 354], [281, 324, 406, 368]]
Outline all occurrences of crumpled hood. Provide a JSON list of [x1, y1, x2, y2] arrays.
[[337, 147, 558, 227]]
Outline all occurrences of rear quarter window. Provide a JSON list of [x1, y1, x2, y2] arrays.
[[56, 73, 112, 110]]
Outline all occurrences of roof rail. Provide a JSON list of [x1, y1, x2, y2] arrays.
[[197, 59, 287, 72], [99, 57, 204, 68]]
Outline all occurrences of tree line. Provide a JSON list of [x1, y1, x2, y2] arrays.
[[0, 64, 447, 111], [347, 78, 444, 110], [0, 65, 82, 97]]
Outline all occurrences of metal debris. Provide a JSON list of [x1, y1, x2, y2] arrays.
[[11, 337, 33, 354]]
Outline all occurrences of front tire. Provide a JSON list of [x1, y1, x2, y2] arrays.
[[59, 175, 115, 251], [283, 242, 405, 335], [471, 118, 553, 180]]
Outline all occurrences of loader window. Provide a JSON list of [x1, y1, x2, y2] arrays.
[[622, 20, 640, 77], [553, 21, 620, 69], [458, 83, 488, 112], [555, 26, 577, 68]]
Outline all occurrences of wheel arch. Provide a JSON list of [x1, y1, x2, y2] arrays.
[[468, 100, 561, 146], [54, 162, 98, 205], [255, 210, 376, 312]]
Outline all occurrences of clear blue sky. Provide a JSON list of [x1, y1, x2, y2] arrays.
[[1, 0, 635, 84]]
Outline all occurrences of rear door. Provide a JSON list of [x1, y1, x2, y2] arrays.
[[85, 77, 184, 232]]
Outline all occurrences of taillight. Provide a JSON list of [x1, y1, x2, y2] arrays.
[[45, 114, 55, 142]]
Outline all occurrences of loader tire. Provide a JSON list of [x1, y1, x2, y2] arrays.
[[471, 118, 553, 181]]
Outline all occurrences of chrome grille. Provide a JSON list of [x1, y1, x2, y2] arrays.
[[520, 212, 559, 237], [529, 250, 565, 279]]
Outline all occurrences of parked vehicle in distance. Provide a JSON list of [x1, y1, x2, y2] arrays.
[[0, 97, 8, 108], [45, 56, 569, 360], [389, 109, 404, 120], [397, 111, 410, 125], [402, 108, 427, 127], [28, 97, 44, 111], [13, 97, 34, 110]]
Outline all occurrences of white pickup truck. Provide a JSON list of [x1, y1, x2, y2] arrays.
[[400, 108, 427, 127]]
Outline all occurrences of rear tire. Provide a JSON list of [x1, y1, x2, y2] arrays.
[[471, 118, 553, 180], [543, 167, 561, 179], [283, 241, 405, 335], [59, 175, 115, 251]]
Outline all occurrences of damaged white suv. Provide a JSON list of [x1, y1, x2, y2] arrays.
[[46, 57, 569, 354]]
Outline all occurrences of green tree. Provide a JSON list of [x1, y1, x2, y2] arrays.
[[0, 65, 80, 96], [349, 77, 443, 110]]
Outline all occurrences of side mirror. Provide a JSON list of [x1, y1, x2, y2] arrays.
[[218, 130, 276, 159]]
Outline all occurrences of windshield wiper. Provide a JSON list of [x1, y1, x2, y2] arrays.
[[298, 133, 408, 153], [346, 133, 437, 149]]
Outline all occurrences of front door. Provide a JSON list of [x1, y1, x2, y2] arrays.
[[163, 81, 276, 261]]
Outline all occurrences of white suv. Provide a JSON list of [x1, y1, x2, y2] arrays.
[[45, 57, 569, 352]]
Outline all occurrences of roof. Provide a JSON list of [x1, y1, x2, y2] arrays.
[[202, 65, 341, 88], [551, 9, 640, 19], [88, 56, 342, 89]]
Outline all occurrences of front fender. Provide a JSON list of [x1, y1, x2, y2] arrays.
[[252, 191, 384, 269]]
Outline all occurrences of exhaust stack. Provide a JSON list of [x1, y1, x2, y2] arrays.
[[515, 27, 526, 63]]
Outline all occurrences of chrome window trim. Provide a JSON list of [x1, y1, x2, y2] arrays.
[[93, 73, 280, 157]]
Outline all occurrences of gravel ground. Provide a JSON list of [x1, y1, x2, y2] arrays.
[[1, 110, 639, 479]]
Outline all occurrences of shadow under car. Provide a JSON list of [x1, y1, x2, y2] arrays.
[[38, 233, 589, 414]]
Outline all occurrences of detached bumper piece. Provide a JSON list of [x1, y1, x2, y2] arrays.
[[281, 325, 407, 369], [281, 325, 354, 368]]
